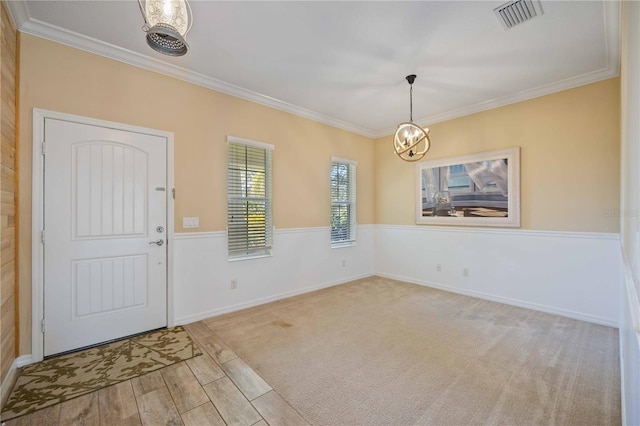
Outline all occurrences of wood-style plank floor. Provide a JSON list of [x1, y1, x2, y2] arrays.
[[4, 322, 309, 426]]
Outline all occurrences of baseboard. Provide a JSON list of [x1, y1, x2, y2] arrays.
[[15, 355, 32, 368], [175, 267, 617, 327], [175, 272, 375, 325], [0, 360, 16, 409], [1, 355, 33, 411], [377, 272, 619, 328]]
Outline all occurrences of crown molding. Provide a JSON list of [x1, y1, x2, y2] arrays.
[[11, 1, 620, 141], [15, 14, 378, 139], [374, 66, 619, 139], [5, 0, 30, 29]]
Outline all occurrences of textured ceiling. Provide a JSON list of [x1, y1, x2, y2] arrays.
[[9, 1, 619, 137]]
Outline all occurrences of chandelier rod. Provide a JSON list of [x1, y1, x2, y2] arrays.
[[410, 82, 413, 122], [406, 74, 417, 122]]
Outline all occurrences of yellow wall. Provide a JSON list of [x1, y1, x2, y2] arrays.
[[375, 78, 620, 232], [18, 34, 375, 353], [17, 34, 621, 355]]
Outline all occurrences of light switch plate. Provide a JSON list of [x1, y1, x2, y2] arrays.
[[183, 217, 199, 228]]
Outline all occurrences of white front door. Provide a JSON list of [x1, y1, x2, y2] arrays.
[[43, 117, 168, 356]]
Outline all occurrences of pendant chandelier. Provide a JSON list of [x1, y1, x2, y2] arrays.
[[138, 0, 193, 57], [393, 75, 431, 162]]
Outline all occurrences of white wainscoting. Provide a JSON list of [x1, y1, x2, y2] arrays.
[[173, 225, 375, 324], [620, 250, 640, 425], [375, 225, 620, 327]]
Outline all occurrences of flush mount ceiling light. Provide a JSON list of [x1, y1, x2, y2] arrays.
[[138, 0, 193, 56], [393, 75, 431, 162]]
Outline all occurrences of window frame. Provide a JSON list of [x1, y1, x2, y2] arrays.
[[226, 136, 274, 261], [330, 157, 357, 248]]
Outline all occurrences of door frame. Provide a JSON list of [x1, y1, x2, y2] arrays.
[[31, 108, 175, 362]]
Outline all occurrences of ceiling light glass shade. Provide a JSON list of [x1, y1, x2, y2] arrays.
[[393, 122, 431, 162], [138, 0, 193, 56]]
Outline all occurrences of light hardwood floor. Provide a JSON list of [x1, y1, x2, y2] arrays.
[[4, 322, 308, 426]]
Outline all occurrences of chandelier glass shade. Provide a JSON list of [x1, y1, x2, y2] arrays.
[[138, 0, 193, 56], [393, 75, 431, 162]]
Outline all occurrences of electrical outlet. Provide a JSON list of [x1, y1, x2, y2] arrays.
[[436, 263, 442, 272], [463, 268, 469, 277], [231, 279, 238, 289]]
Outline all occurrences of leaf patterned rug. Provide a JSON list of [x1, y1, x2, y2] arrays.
[[1, 326, 201, 421]]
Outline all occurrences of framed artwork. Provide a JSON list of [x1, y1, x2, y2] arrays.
[[415, 147, 520, 227]]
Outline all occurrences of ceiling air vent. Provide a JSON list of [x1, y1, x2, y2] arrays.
[[494, 0, 543, 30]]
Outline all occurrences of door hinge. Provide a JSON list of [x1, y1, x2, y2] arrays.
[[41, 318, 45, 333], [42, 141, 46, 156], [172, 188, 175, 200], [41, 230, 45, 244]]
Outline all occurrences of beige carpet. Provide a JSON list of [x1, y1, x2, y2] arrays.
[[1, 326, 201, 421], [205, 277, 620, 425]]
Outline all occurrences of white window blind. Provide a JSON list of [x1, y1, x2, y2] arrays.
[[330, 158, 356, 246], [227, 139, 273, 259]]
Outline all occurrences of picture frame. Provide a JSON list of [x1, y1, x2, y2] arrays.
[[415, 147, 520, 227]]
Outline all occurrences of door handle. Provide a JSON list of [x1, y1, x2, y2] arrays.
[[149, 239, 164, 246]]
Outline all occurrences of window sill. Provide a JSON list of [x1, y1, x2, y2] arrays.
[[228, 253, 272, 262], [331, 242, 356, 249]]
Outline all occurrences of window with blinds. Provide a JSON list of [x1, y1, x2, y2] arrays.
[[227, 137, 273, 259], [330, 158, 356, 246]]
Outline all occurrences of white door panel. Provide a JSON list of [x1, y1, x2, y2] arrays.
[[73, 142, 148, 238], [44, 118, 167, 356]]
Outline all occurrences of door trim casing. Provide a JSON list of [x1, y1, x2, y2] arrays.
[[32, 108, 175, 362]]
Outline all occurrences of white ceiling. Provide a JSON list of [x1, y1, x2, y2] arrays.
[[8, 1, 619, 138]]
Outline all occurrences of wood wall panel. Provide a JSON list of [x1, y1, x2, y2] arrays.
[[0, 0, 17, 390]]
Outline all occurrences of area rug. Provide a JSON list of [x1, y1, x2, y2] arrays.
[[206, 276, 621, 425], [1, 326, 201, 421]]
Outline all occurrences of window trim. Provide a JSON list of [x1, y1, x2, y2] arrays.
[[228, 135, 274, 152], [330, 156, 357, 248], [226, 135, 274, 260]]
